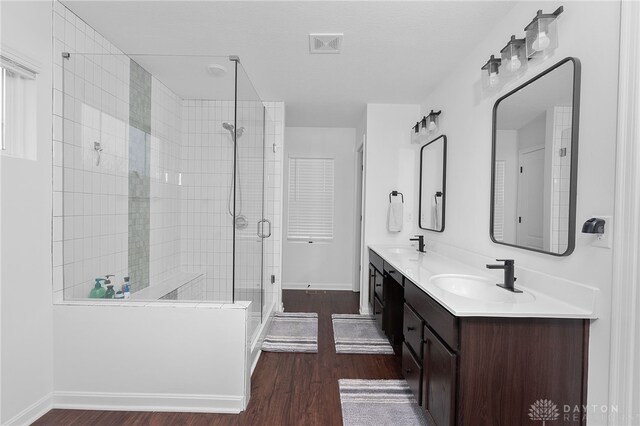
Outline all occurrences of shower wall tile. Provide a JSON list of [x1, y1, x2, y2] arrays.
[[263, 101, 285, 312], [129, 60, 152, 134], [180, 100, 236, 302], [53, 0, 130, 300], [149, 78, 183, 284], [551, 106, 572, 254]]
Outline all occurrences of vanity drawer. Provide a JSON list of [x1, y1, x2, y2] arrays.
[[374, 296, 384, 331], [369, 249, 384, 273], [402, 342, 422, 405], [384, 262, 403, 287], [405, 279, 459, 352], [403, 303, 423, 359]]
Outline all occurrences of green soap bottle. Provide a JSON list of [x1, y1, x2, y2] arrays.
[[89, 279, 107, 298], [104, 283, 115, 299]]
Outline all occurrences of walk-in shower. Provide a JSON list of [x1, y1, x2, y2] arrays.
[[54, 51, 281, 340]]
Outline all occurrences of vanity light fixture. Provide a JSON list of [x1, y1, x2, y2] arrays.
[[426, 110, 441, 135], [411, 111, 442, 144], [525, 6, 563, 59], [481, 55, 502, 90], [500, 35, 527, 75]]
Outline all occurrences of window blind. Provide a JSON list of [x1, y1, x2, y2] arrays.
[[287, 157, 334, 241]]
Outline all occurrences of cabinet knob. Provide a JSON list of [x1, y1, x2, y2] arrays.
[[405, 368, 412, 374], [407, 326, 415, 331], [375, 283, 381, 287]]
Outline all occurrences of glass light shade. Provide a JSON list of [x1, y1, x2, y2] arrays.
[[426, 110, 441, 135], [481, 55, 502, 91], [418, 117, 429, 143], [500, 35, 527, 76], [411, 122, 420, 144], [525, 7, 563, 59]]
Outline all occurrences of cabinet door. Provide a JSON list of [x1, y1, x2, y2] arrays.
[[374, 296, 384, 331], [374, 269, 384, 302], [384, 274, 404, 347], [368, 264, 376, 309], [402, 342, 422, 405], [422, 326, 457, 426]]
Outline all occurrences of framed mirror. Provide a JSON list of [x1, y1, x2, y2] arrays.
[[419, 135, 447, 232], [490, 57, 581, 256]]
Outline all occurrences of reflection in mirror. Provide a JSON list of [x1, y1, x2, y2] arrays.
[[419, 135, 447, 232], [491, 58, 580, 256]]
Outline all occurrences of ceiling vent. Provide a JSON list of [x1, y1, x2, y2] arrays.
[[309, 33, 343, 54]]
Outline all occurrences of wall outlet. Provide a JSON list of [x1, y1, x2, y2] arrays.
[[591, 215, 613, 249]]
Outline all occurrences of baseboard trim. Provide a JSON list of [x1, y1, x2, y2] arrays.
[[5, 393, 52, 426], [282, 282, 352, 291], [52, 391, 244, 414]]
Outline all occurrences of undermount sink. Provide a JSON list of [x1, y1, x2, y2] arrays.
[[430, 274, 535, 304]]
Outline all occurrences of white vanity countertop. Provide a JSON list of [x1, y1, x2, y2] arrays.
[[369, 245, 597, 319]]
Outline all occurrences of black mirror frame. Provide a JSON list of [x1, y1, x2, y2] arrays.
[[489, 57, 581, 256], [419, 134, 447, 232]]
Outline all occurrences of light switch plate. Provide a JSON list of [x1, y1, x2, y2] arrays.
[[591, 215, 613, 249]]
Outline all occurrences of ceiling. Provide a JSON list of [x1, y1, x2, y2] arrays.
[[63, 1, 517, 128]]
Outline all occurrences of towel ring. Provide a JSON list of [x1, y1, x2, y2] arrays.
[[389, 191, 404, 203]]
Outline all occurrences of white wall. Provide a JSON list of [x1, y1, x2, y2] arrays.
[[414, 2, 620, 423], [0, 2, 55, 424], [360, 104, 421, 313], [53, 303, 249, 413], [282, 127, 356, 290]]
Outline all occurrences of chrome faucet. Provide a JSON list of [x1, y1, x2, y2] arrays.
[[409, 235, 426, 253], [486, 259, 521, 293]]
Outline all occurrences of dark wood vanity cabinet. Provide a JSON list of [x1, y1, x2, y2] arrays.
[[406, 277, 588, 426], [369, 249, 590, 426]]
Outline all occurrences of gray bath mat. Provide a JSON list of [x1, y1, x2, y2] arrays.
[[332, 314, 394, 354], [262, 312, 318, 353], [339, 379, 426, 426]]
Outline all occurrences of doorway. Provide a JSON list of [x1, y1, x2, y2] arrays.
[[516, 145, 545, 250]]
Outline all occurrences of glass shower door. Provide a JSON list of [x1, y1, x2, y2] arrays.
[[233, 60, 266, 339]]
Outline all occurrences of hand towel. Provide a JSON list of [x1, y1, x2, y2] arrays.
[[388, 202, 403, 232]]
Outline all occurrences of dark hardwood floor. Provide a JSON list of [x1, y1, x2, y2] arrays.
[[35, 290, 402, 425]]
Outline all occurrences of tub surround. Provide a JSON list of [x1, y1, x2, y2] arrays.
[[370, 244, 597, 319]]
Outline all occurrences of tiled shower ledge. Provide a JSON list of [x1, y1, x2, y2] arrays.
[[130, 271, 203, 300], [54, 271, 248, 309], [54, 299, 250, 310]]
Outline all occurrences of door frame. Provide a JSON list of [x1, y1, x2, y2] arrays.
[[353, 137, 365, 293], [608, 1, 640, 422]]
